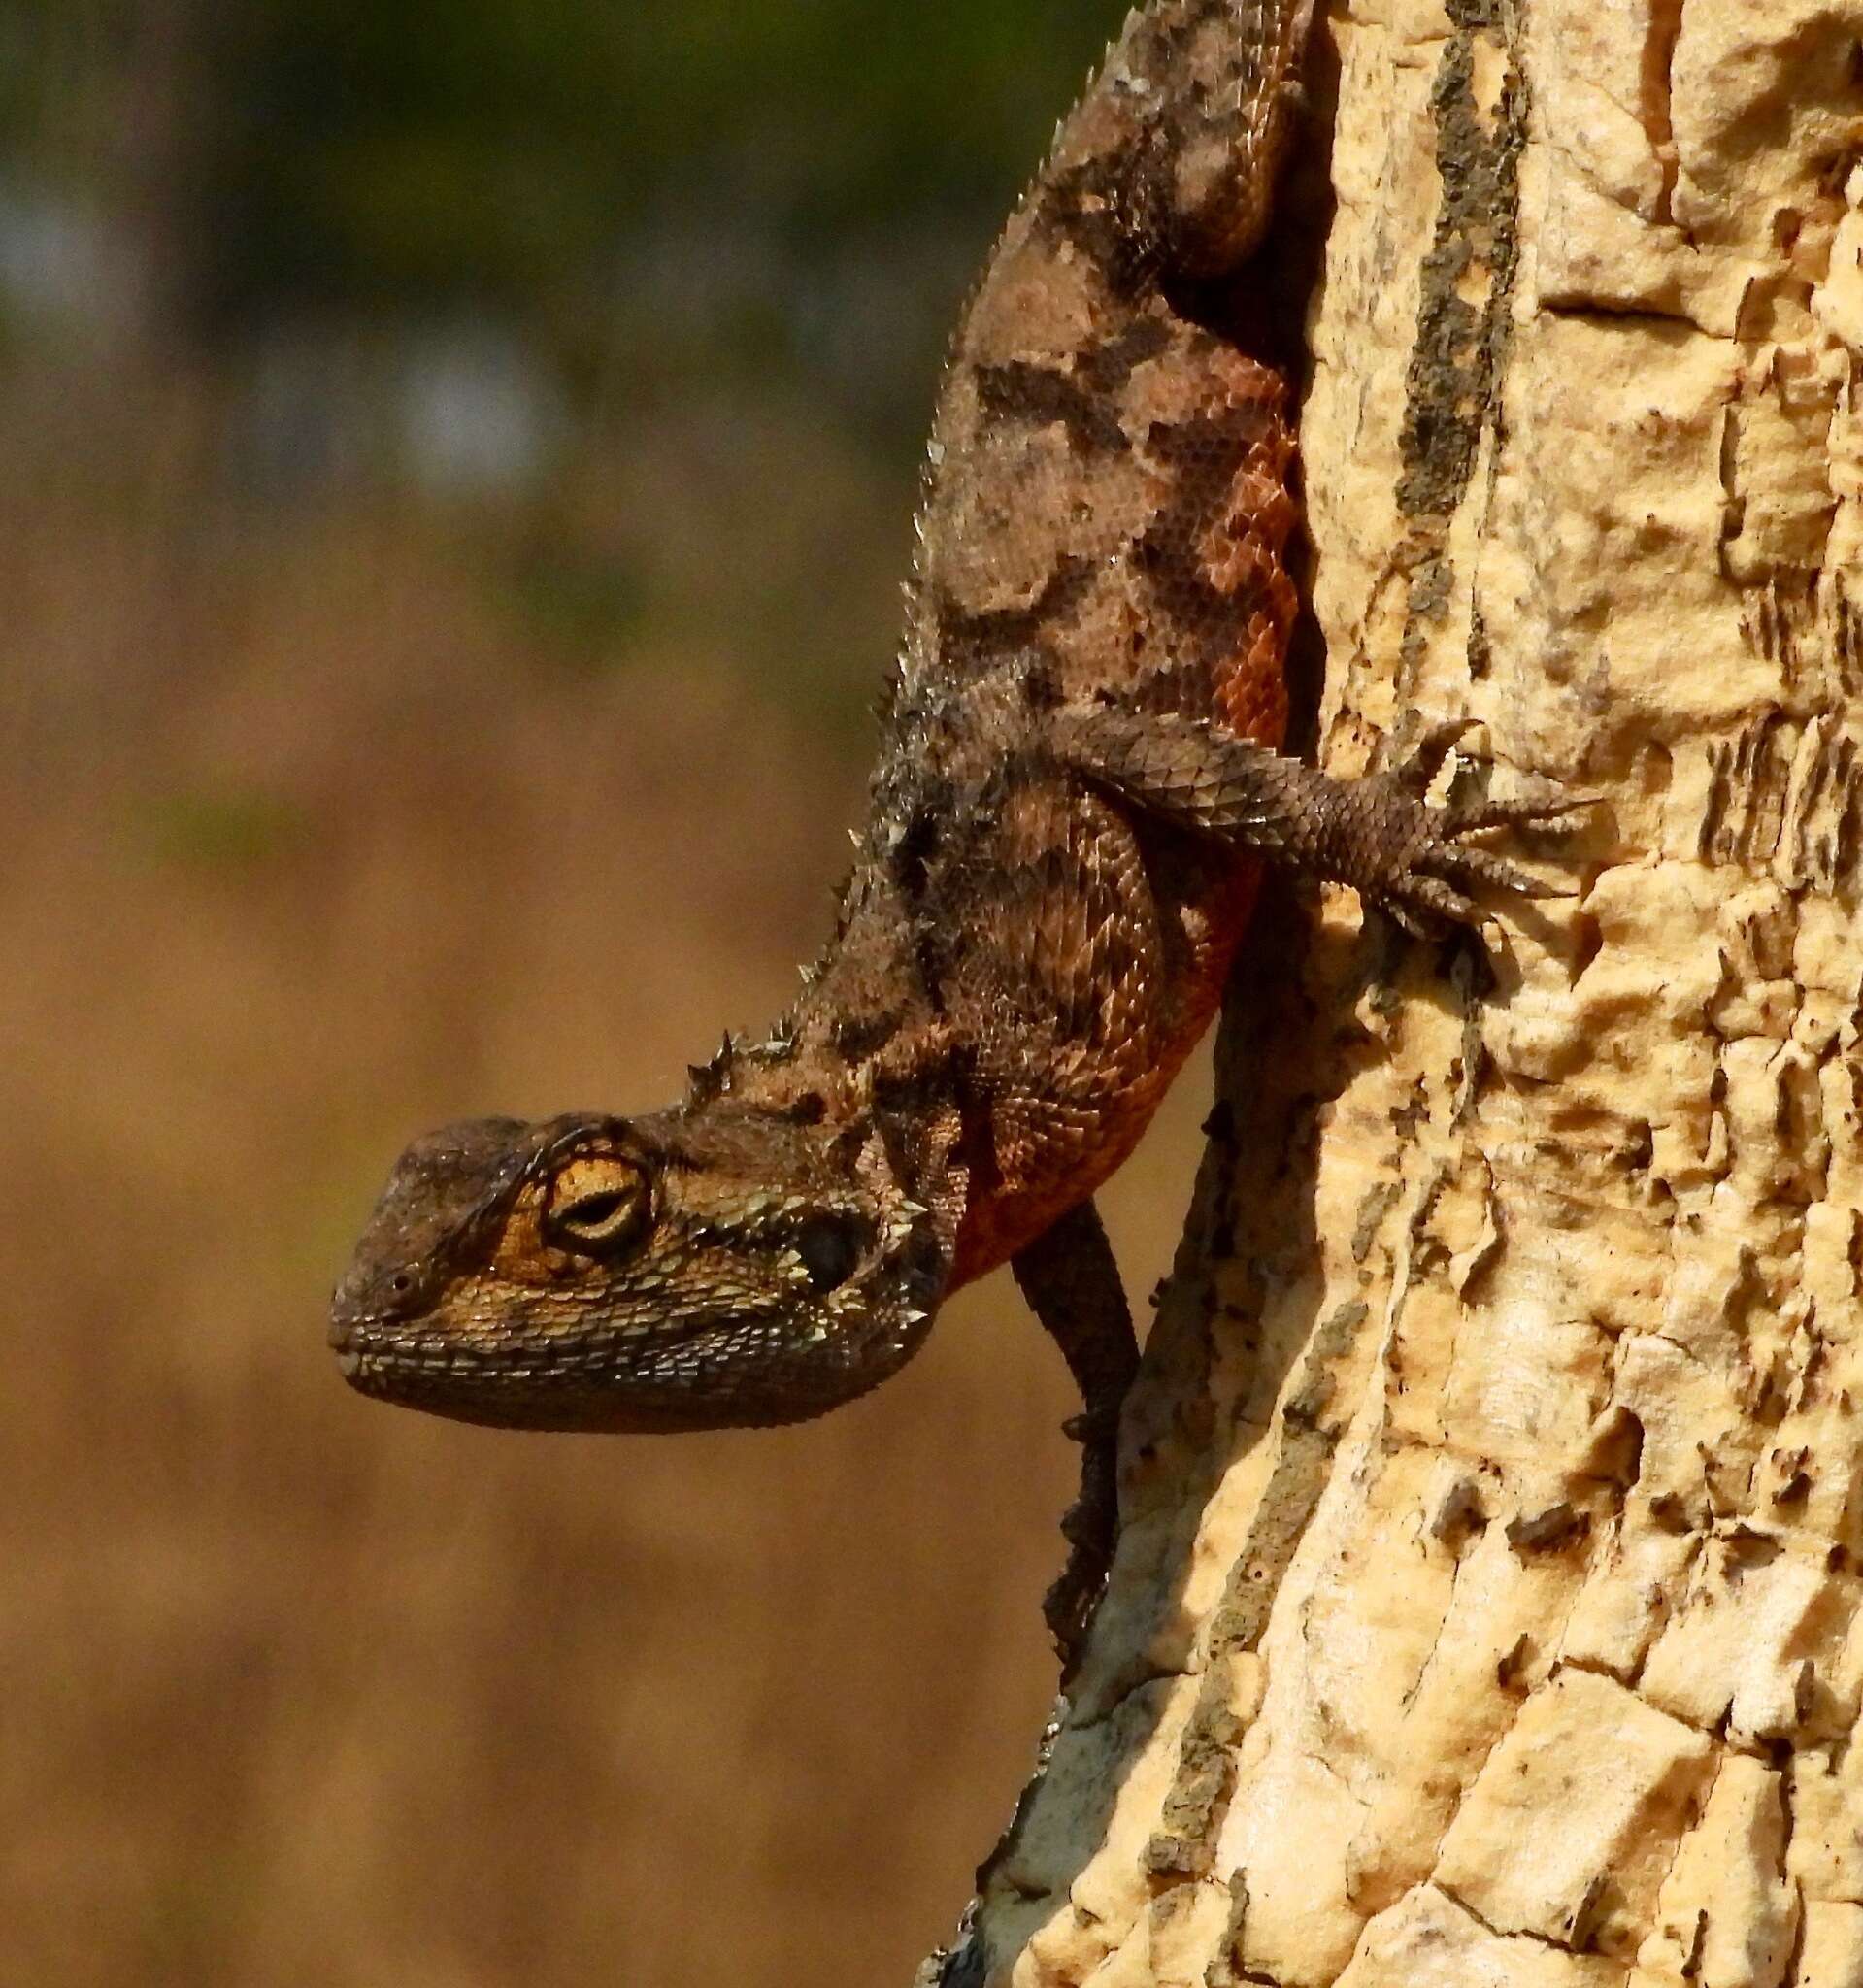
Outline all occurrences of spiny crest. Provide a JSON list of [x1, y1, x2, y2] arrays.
[[685, 1031, 736, 1106], [682, 1015, 808, 1108]]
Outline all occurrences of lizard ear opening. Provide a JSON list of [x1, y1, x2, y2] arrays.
[[544, 1155, 650, 1257], [794, 1213, 864, 1294]]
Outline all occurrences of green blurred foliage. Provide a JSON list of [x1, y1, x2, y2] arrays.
[[213, 3, 1108, 307], [135, 785, 312, 871], [497, 538, 652, 671], [5, 0, 1126, 340]]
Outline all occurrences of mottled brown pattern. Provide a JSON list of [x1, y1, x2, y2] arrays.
[[332, 0, 1575, 1666]]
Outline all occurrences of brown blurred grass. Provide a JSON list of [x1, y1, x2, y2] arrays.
[[0, 361, 1209, 1987]]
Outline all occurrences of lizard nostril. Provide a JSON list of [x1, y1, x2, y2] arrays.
[[372, 1269, 421, 1315]]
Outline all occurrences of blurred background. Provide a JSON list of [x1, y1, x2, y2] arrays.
[[0, 3, 1216, 1980]]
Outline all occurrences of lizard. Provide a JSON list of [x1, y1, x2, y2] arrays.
[[329, 0, 1579, 1668]]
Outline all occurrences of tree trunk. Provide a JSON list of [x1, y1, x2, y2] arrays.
[[940, 2, 1863, 1982]]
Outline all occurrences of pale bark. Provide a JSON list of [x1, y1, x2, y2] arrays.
[[948, 2, 1863, 1983]]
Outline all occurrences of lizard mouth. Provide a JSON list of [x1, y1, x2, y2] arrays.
[[327, 1310, 744, 1422], [329, 1328, 603, 1429], [332, 1323, 568, 1377], [327, 1292, 933, 1433]]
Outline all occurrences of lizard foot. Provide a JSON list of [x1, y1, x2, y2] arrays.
[[1336, 771, 1596, 937], [1341, 720, 1600, 934]]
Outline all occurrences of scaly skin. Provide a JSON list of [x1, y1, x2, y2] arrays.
[[331, 0, 1577, 1663]]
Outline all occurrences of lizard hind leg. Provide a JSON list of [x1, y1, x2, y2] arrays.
[[1011, 1197, 1141, 1673], [1050, 704, 1590, 935]]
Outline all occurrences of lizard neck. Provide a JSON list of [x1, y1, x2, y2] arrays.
[[687, 844, 971, 1209]]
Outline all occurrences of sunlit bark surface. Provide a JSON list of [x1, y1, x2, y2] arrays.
[[951, 3, 1863, 1982]]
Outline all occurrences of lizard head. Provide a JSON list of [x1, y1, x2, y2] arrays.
[[329, 1102, 957, 1432]]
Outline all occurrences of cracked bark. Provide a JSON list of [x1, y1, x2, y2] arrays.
[[929, 3, 1863, 1984]]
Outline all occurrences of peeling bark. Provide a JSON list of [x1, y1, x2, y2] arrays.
[[935, 2, 1863, 1983]]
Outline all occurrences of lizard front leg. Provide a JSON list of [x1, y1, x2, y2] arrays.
[[1052, 707, 1589, 933], [1011, 1197, 1139, 1673]]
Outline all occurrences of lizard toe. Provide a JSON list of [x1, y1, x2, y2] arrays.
[[1387, 872, 1482, 932], [1444, 789, 1601, 834], [1390, 716, 1477, 797], [1427, 839, 1569, 898]]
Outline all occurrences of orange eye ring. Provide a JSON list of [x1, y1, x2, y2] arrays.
[[543, 1155, 649, 1256]]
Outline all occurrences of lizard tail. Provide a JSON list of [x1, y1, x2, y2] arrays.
[[1047, 0, 1321, 281]]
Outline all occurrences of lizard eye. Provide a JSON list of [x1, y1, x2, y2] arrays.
[[545, 1155, 649, 1256], [794, 1214, 863, 1295]]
